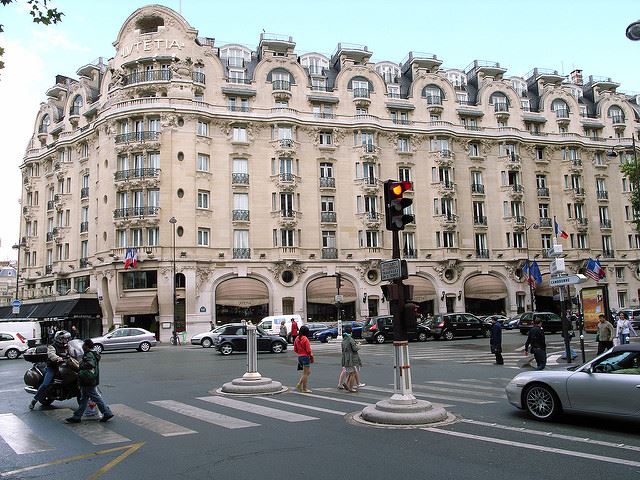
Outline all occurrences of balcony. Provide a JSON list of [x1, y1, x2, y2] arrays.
[[123, 69, 172, 86], [572, 187, 585, 200], [539, 218, 552, 228], [80, 221, 89, 233], [361, 211, 381, 228], [113, 206, 159, 219], [537, 187, 550, 198], [232, 209, 250, 222], [437, 181, 456, 197], [600, 219, 612, 229], [610, 115, 625, 126], [403, 249, 418, 259], [272, 80, 291, 91], [476, 249, 490, 259], [79, 258, 90, 268], [573, 217, 589, 231], [232, 173, 250, 185], [114, 131, 160, 144], [602, 250, 615, 259], [511, 216, 526, 228], [353, 88, 370, 99], [509, 184, 524, 198], [439, 213, 458, 230], [192, 71, 206, 84], [471, 183, 485, 195], [359, 176, 380, 194], [597, 190, 609, 200], [273, 173, 299, 191], [555, 108, 569, 119], [473, 216, 488, 227], [319, 177, 335, 189], [494, 103, 510, 119], [114, 168, 160, 181], [80, 187, 89, 199], [322, 248, 338, 259], [321, 211, 337, 223], [233, 248, 251, 259]]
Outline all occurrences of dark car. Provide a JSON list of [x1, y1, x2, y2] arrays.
[[363, 316, 431, 344], [313, 321, 363, 343], [214, 324, 287, 355], [430, 313, 489, 340], [306, 322, 331, 339], [503, 314, 523, 330], [518, 312, 563, 334], [480, 315, 508, 330]]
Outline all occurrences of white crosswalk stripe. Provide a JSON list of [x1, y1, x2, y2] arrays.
[[0, 414, 52, 454], [149, 400, 259, 429], [44, 409, 131, 445], [110, 404, 197, 437], [197, 396, 318, 422], [359, 385, 496, 404]]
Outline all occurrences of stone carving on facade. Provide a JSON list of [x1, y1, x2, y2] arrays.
[[108, 69, 125, 90], [159, 267, 172, 280], [214, 119, 233, 137], [268, 260, 307, 284], [479, 139, 495, 152], [196, 136, 212, 146], [196, 267, 212, 293], [433, 259, 464, 284], [299, 125, 320, 145], [506, 263, 522, 283], [332, 128, 347, 147], [354, 260, 380, 281], [410, 133, 427, 151], [171, 57, 193, 80]]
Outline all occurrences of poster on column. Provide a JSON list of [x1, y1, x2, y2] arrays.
[[580, 286, 609, 333]]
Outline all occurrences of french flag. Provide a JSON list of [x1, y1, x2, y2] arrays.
[[553, 217, 569, 239], [124, 248, 138, 269], [585, 258, 606, 281]]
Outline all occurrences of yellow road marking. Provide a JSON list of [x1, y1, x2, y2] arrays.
[[1, 442, 145, 478]]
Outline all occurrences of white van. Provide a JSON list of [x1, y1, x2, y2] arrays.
[[258, 315, 303, 336], [0, 321, 41, 343]]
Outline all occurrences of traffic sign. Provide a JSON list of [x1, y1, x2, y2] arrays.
[[549, 274, 587, 287], [334, 294, 344, 303], [549, 258, 565, 275], [11, 299, 21, 308], [380, 259, 408, 281]]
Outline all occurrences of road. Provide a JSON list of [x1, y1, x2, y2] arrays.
[[0, 330, 638, 480]]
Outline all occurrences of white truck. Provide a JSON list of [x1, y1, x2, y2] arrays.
[[0, 321, 41, 344]]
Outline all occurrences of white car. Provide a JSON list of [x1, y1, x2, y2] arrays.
[[506, 344, 640, 421], [0, 332, 29, 359], [190, 325, 226, 348]]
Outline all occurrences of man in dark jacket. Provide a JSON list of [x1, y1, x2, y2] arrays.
[[525, 318, 547, 370], [65, 339, 114, 423], [30, 330, 70, 410], [489, 317, 504, 365]]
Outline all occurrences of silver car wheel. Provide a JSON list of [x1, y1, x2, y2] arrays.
[[6, 348, 19, 360], [220, 344, 233, 355], [94, 344, 104, 354], [271, 342, 284, 353], [138, 341, 151, 352], [524, 384, 559, 420], [201, 337, 213, 348]]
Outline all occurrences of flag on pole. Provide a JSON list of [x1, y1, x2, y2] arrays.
[[124, 248, 138, 269], [585, 258, 606, 281], [522, 260, 543, 288], [553, 217, 569, 239]]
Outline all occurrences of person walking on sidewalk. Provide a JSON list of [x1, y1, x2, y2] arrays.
[[294, 325, 313, 393], [616, 312, 638, 345], [65, 339, 114, 424], [279, 320, 288, 341], [596, 314, 615, 354], [289, 318, 298, 344], [340, 326, 361, 392], [524, 318, 547, 370], [489, 316, 504, 365]]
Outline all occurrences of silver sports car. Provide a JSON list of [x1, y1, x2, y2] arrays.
[[506, 344, 640, 421]]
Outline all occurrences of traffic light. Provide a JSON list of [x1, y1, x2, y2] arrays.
[[335, 273, 344, 290], [384, 180, 414, 231]]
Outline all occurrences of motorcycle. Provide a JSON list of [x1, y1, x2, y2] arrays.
[[23, 340, 82, 406]]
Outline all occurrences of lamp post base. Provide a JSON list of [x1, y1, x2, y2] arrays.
[[359, 398, 451, 426], [218, 376, 285, 395]]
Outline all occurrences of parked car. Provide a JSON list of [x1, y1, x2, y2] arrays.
[[363, 316, 431, 344], [314, 321, 364, 343], [482, 315, 508, 329], [306, 323, 331, 339], [506, 343, 640, 421], [618, 309, 640, 330], [0, 332, 28, 359], [190, 325, 226, 348], [430, 313, 489, 340], [503, 314, 524, 330], [91, 327, 157, 353], [214, 324, 287, 355], [518, 312, 563, 334]]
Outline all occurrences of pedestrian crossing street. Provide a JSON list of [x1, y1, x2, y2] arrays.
[[0, 376, 510, 457], [311, 338, 600, 368]]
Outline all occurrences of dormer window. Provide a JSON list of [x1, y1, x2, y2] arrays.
[[135, 15, 164, 34], [423, 85, 443, 105], [39, 114, 50, 134], [607, 105, 625, 123], [70, 95, 83, 116], [300, 55, 329, 76], [490, 92, 509, 111], [551, 99, 569, 118]]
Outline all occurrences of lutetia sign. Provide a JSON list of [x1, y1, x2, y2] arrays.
[[120, 39, 185, 58]]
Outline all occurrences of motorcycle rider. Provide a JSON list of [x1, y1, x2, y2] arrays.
[[29, 330, 71, 410]]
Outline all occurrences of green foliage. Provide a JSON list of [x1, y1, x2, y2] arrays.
[[0, 0, 64, 74], [620, 158, 640, 232]]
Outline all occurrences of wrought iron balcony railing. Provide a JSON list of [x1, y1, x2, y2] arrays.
[[232, 173, 249, 185], [232, 209, 250, 221], [123, 69, 172, 85], [113, 206, 159, 219], [321, 211, 337, 223], [114, 131, 160, 144], [233, 248, 251, 259], [114, 168, 160, 181], [319, 177, 335, 188], [322, 248, 338, 259]]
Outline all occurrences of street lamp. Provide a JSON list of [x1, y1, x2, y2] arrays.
[[524, 222, 539, 312], [168, 217, 177, 344], [11, 239, 26, 305], [626, 19, 640, 41]]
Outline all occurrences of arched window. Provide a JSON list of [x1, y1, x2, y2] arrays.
[[70, 95, 83, 115], [268, 68, 293, 90], [300, 54, 329, 76], [175, 273, 186, 288], [551, 99, 569, 118], [348, 76, 373, 94], [490, 92, 509, 111], [607, 105, 625, 123], [39, 114, 50, 134], [423, 84, 443, 105]]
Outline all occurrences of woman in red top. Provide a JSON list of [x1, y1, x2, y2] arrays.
[[289, 318, 298, 344], [294, 325, 313, 393]]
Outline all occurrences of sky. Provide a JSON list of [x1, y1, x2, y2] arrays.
[[0, 0, 638, 261]]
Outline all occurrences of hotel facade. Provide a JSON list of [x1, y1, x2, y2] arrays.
[[11, 5, 640, 340]]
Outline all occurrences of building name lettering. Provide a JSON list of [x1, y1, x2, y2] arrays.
[[120, 39, 185, 58]]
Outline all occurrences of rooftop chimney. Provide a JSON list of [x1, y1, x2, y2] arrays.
[[569, 69, 583, 86]]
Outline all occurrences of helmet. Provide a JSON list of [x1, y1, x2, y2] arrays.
[[53, 330, 71, 347]]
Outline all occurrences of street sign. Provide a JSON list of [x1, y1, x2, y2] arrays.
[[11, 299, 21, 308], [335, 294, 343, 303], [380, 259, 408, 281], [550, 274, 587, 287], [547, 244, 563, 257], [549, 258, 565, 275]]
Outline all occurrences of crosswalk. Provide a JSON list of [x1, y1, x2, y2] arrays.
[[0, 376, 506, 458]]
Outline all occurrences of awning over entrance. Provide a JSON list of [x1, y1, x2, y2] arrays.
[[307, 276, 356, 304], [464, 275, 508, 300], [0, 298, 101, 320], [216, 278, 269, 307], [115, 295, 158, 315], [404, 276, 436, 302]]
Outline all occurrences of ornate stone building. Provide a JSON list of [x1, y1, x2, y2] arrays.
[[14, 5, 640, 340]]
